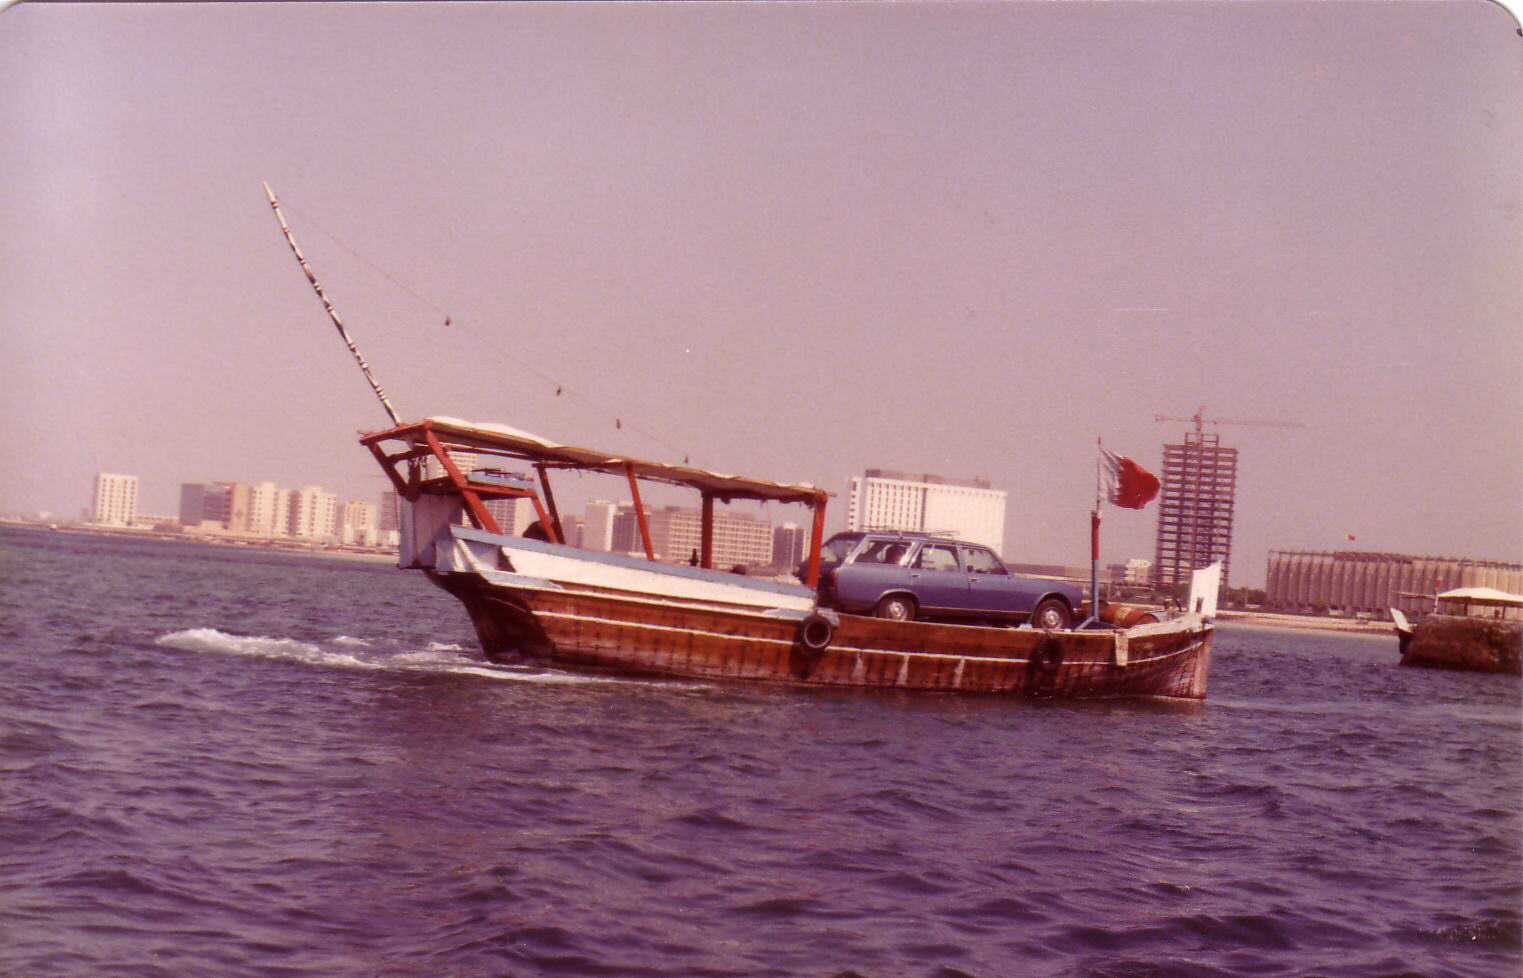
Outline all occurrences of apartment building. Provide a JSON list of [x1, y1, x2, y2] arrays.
[[846, 469, 1005, 551], [91, 473, 139, 526]]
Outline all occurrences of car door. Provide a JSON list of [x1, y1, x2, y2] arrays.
[[831, 538, 912, 611], [960, 545, 1025, 616], [908, 543, 969, 614]]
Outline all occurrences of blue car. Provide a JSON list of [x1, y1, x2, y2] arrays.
[[804, 531, 1083, 629]]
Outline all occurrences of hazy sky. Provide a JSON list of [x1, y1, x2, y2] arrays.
[[2, 1, 1519, 586]]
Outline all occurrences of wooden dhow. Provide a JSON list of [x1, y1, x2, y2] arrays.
[[364, 417, 1218, 699], [263, 181, 1216, 699]]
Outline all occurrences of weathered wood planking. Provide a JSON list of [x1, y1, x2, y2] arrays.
[[432, 571, 1212, 699]]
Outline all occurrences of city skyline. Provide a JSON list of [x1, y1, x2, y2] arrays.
[[44, 459, 1521, 593], [3, 3, 1519, 588], [57, 464, 818, 573], [70, 468, 382, 542]]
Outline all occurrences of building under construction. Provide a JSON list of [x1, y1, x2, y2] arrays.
[[1153, 432, 1239, 588]]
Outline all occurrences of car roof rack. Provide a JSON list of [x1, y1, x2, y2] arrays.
[[858, 527, 961, 540]]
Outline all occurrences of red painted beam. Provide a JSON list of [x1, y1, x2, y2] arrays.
[[805, 492, 827, 589], [625, 463, 655, 561], [700, 493, 714, 569], [368, 442, 413, 500], [535, 463, 566, 544], [423, 425, 501, 536]]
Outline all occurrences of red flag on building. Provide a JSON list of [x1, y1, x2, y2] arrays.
[[1100, 448, 1160, 510]]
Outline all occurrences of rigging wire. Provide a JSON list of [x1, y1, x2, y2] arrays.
[[276, 195, 702, 463]]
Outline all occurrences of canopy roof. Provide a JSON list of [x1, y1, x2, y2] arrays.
[[1436, 586, 1523, 607], [362, 417, 828, 505]]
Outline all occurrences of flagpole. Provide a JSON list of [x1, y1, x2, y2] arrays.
[[1090, 444, 1160, 628], [1088, 438, 1101, 628]]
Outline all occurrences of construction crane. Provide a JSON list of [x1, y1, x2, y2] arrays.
[[1153, 406, 1306, 434]]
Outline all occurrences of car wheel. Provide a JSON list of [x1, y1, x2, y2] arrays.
[[1030, 598, 1071, 631], [875, 595, 917, 622]]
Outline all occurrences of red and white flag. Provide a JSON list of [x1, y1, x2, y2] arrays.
[[1100, 448, 1160, 510]]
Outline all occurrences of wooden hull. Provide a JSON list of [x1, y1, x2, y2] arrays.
[[429, 569, 1214, 699]]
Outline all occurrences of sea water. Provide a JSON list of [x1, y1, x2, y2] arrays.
[[1, 525, 1517, 978]]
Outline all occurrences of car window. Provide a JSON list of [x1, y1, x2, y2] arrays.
[[854, 539, 909, 565], [823, 536, 861, 562], [913, 544, 960, 572], [962, 547, 1006, 574]]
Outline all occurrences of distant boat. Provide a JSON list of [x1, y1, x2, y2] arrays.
[[1391, 587, 1523, 675], [362, 417, 1219, 699]]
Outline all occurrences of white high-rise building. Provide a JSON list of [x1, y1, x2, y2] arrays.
[[287, 485, 338, 540], [644, 506, 774, 570], [582, 500, 619, 551], [479, 496, 536, 535], [338, 500, 378, 544], [91, 473, 139, 526], [248, 481, 291, 537], [846, 469, 1006, 552]]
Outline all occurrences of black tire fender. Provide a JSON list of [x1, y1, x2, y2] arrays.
[[1030, 635, 1064, 674], [798, 612, 834, 654]]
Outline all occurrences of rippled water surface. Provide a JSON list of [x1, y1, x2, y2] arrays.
[[2, 525, 1518, 977]]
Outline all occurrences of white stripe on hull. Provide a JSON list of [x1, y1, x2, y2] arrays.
[[495, 542, 816, 613]]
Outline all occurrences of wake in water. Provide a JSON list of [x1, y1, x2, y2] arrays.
[[155, 627, 380, 671], [153, 627, 680, 688]]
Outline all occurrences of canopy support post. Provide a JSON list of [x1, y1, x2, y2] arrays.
[[625, 463, 655, 561], [805, 492, 827, 589], [700, 493, 715, 569], [523, 493, 554, 538], [535, 463, 565, 544]]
